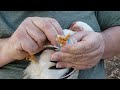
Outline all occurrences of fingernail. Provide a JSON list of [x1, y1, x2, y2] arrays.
[[51, 54, 58, 61], [56, 63, 62, 68]]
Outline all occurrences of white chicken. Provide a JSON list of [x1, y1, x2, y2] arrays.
[[23, 21, 94, 79]]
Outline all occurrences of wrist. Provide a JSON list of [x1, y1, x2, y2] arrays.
[[96, 32, 105, 59], [0, 38, 15, 66], [100, 32, 113, 59]]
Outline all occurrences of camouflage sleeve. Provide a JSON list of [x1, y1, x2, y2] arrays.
[[95, 11, 120, 31]]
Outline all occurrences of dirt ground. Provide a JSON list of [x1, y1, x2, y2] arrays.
[[105, 55, 120, 79]]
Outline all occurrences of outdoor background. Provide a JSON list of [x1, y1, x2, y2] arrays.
[[105, 55, 120, 79]]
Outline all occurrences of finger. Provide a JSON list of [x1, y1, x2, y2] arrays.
[[14, 50, 29, 60], [70, 31, 87, 41], [69, 22, 76, 30], [55, 46, 103, 69], [56, 61, 73, 68], [61, 38, 99, 55], [60, 31, 87, 54], [51, 51, 90, 65], [51, 51, 80, 62], [20, 30, 40, 55], [47, 18, 64, 35], [56, 61, 94, 70], [30, 17, 63, 45], [61, 41, 88, 55], [23, 18, 47, 48], [72, 46, 103, 67], [54, 44, 102, 64], [69, 22, 83, 32], [56, 61, 87, 69], [70, 31, 101, 49]]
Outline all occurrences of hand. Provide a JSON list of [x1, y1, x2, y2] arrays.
[[51, 31, 105, 70], [3, 17, 63, 60]]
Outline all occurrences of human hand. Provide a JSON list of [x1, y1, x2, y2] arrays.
[[51, 22, 105, 70], [3, 17, 63, 60]]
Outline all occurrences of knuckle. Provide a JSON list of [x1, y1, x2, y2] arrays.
[[46, 17, 57, 22], [82, 44, 87, 51], [72, 54, 78, 59], [26, 17, 32, 21], [14, 44, 21, 51], [50, 18, 58, 23], [30, 45, 39, 54], [46, 18, 59, 26], [37, 35, 46, 44], [22, 17, 32, 26], [41, 21, 51, 30], [37, 41, 45, 48], [40, 35, 46, 42], [74, 55, 84, 64], [14, 30, 23, 39], [61, 53, 66, 60], [23, 17, 31, 23], [71, 47, 78, 54], [80, 45, 88, 53]]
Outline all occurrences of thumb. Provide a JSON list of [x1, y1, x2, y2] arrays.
[[11, 50, 29, 60]]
